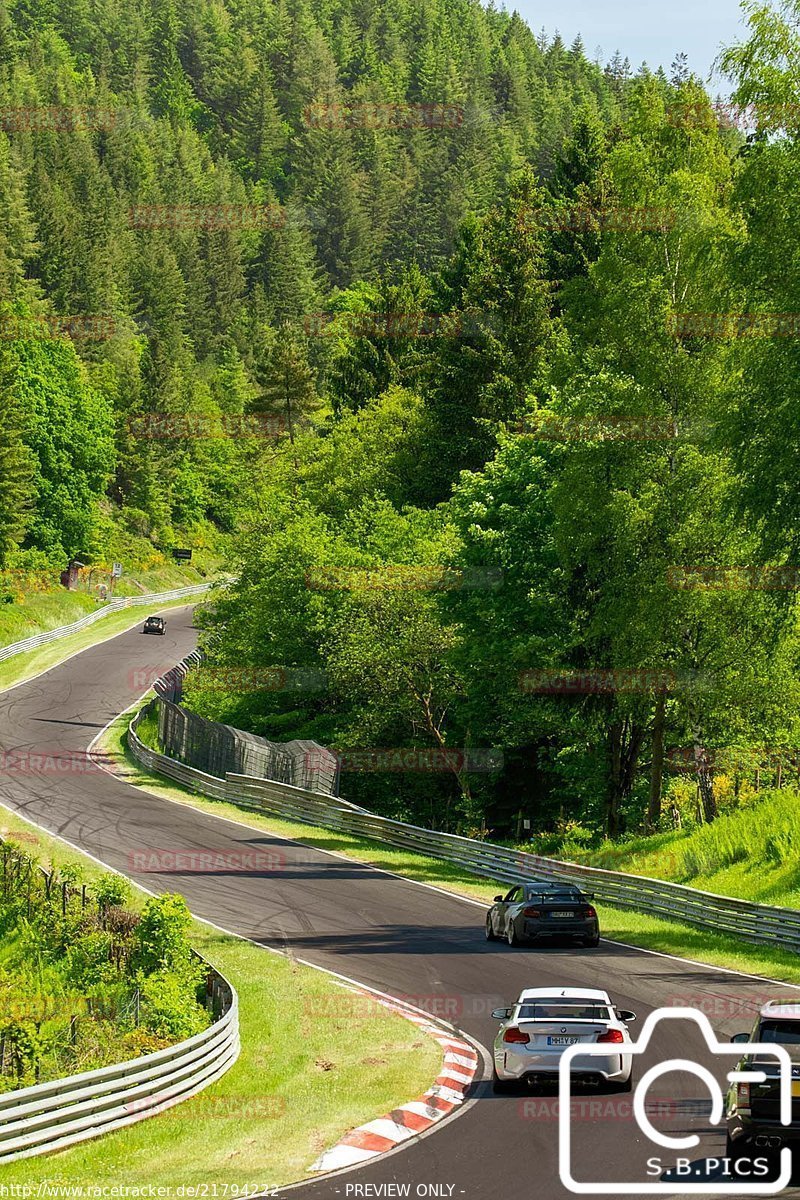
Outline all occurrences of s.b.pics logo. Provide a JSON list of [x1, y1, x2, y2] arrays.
[[558, 1009, 793, 1194]]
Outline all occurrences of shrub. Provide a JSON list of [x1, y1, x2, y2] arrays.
[[65, 930, 115, 989], [133, 894, 193, 973], [0, 1019, 41, 1085], [91, 873, 132, 912], [136, 958, 210, 1041]]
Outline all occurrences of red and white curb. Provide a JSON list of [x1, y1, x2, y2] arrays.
[[309, 989, 479, 1173]]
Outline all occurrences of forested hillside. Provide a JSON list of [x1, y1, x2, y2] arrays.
[[0, 0, 616, 567], [4, 0, 800, 845]]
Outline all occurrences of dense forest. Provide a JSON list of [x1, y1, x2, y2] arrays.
[[3, 0, 800, 840]]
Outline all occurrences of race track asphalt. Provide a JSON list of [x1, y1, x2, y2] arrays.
[[0, 606, 796, 1200]]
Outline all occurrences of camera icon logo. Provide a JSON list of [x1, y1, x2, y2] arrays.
[[558, 1007, 793, 1194]]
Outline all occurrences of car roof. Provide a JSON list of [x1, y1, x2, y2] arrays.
[[526, 881, 580, 889], [759, 1000, 800, 1019], [524, 882, 581, 895], [517, 987, 611, 1004]]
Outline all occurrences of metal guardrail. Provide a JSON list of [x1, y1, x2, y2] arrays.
[[0, 583, 214, 665], [129, 701, 363, 811], [127, 668, 800, 955], [0, 956, 239, 1162], [145, 653, 339, 795]]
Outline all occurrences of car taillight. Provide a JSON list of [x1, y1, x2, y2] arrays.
[[597, 1029, 625, 1044], [503, 1027, 530, 1044], [737, 1082, 750, 1108], [523, 907, 541, 918], [582, 906, 597, 919]]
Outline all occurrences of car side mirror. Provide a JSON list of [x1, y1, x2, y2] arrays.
[[730, 1032, 751, 1043], [617, 1010, 636, 1022], [491, 1007, 512, 1020], [493, 895, 503, 902]]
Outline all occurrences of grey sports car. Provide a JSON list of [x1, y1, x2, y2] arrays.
[[485, 881, 600, 947]]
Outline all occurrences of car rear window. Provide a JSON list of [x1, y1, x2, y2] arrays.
[[517, 1004, 612, 1021], [527, 892, 584, 903], [758, 1020, 800, 1045]]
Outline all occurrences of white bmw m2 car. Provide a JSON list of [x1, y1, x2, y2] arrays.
[[491, 986, 636, 1093]]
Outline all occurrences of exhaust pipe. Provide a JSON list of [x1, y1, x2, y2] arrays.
[[754, 1135, 782, 1149]]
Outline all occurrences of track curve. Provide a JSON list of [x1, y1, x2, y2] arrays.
[[0, 607, 797, 1199]]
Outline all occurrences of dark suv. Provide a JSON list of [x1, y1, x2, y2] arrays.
[[726, 1000, 800, 1163], [142, 615, 166, 635], [485, 881, 600, 947]]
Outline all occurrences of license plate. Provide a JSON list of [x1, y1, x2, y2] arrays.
[[550, 911, 575, 918], [547, 1036, 580, 1046]]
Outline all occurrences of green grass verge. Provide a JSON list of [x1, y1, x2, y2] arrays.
[[0, 594, 213, 695], [540, 790, 800, 911], [96, 705, 800, 989], [0, 558, 218, 649], [0, 804, 442, 1187]]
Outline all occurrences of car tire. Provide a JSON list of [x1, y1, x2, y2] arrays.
[[485, 918, 496, 941], [492, 1068, 516, 1094], [609, 1072, 633, 1093], [584, 933, 600, 947], [725, 1133, 747, 1165], [507, 923, 520, 947]]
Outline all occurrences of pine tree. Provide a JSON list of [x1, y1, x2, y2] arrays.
[[147, 0, 203, 125], [670, 52, 690, 85], [418, 167, 553, 502], [255, 322, 320, 447], [0, 349, 34, 564]]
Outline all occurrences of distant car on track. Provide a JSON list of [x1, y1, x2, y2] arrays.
[[142, 615, 167, 636], [485, 881, 600, 947], [491, 986, 636, 1093]]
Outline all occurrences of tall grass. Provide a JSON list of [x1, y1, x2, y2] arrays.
[[551, 789, 800, 904]]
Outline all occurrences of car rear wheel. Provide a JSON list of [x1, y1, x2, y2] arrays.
[[492, 1067, 516, 1094], [485, 918, 496, 941], [608, 1072, 633, 1093], [506, 923, 520, 947], [584, 933, 600, 947], [725, 1133, 748, 1165]]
